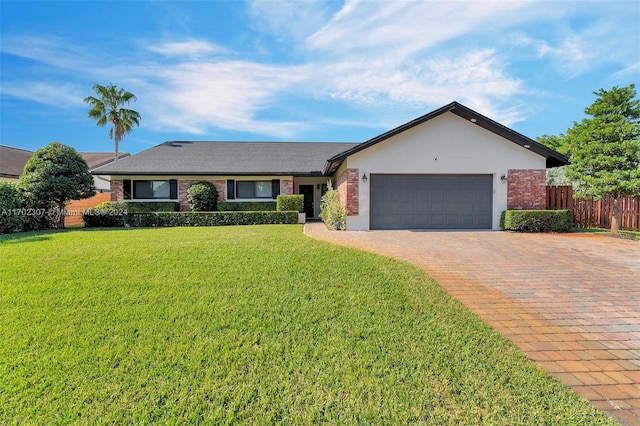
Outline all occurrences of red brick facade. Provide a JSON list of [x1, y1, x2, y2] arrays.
[[110, 180, 123, 202], [110, 179, 292, 210], [280, 179, 293, 195], [507, 169, 546, 210], [336, 168, 359, 215], [178, 180, 226, 211]]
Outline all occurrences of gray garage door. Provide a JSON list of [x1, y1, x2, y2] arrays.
[[370, 174, 493, 230]]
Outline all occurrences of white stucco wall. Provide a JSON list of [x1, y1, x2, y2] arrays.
[[343, 112, 546, 230]]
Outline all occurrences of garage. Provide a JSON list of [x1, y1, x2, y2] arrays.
[[370, 174, 493, 230]]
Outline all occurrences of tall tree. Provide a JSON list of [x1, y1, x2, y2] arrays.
[[537, 134, 570, 155], [537, 134, 572, 186], [564, 84, 640, 234], [19, 142, 96, 229], [84, 84, 141, 162]]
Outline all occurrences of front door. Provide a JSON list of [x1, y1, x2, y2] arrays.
[[299, 185, 314, 218]]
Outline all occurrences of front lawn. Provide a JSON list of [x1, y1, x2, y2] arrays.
[[0, 226, 614, 424]]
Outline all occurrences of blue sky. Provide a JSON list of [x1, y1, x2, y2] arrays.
[[1, 0, 638, 155]]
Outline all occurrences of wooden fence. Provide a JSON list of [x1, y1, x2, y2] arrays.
[[65, 192, 111, 226], [546, 186, 640, 231]]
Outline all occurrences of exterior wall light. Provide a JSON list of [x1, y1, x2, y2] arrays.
[[500, 174, 507, 183], [362, 173, 368, 183]]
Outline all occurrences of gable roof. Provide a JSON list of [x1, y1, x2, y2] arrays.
[[0, 145, 34, 180], [80, 152, 131, 170], [92, 141, 360, 176], [0, 145, 130, 180], [323, 101, 569, 175]]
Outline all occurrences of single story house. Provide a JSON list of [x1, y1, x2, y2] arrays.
[[93, 102, 568, 230]]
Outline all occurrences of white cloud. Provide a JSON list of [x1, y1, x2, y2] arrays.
[[0, 81, 85, 107], [0, 35, 88, 71], [2, 1, 637, 141], [132, 60, 311, 137], [145, 40, 228, 57], [307, 1, 532, 57], [247, 0, 338, 41]]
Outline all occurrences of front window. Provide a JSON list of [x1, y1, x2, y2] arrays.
[[236, 181, 273, 199], [124, 179, 177, 200]]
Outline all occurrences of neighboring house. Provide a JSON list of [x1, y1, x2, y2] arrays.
[[78, 152, 131, 192], [0, 145, 33, 182], [0, 145, 129, 192], [93, 102, 568, 230]]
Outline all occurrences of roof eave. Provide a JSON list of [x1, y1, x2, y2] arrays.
[[92, 171, 326, 177]]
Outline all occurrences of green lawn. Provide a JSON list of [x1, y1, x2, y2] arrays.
[[577, 227, 640, 240], [0, 226, 614, 424]]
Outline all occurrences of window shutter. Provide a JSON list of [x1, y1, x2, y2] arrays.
[[169, 180, 178, 200], [123, 179, 132, 200], [227, 180, 235, 200], [271, 179, 280, 199]]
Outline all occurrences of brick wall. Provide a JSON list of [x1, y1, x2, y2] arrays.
[[110, 180, 123, 202], [335, 168, 359, 216], [507, 169, 546, 209], [280, 179, 293, 195], [178, 180, 226, 211]]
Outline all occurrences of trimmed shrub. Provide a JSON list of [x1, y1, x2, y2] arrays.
[[95, 201, 179, 212], [0, 182, 26, 234], [276, 194, 304, 212], [83, 204, 127, 227], [125, 211, 298, 227], [125, 201, 179, 212], [500, 210, 573, 233], [187, 181, 218, 211], [83, 210, 297, 228], [319, 182, 346, 230], [218, 201, 277, 211]]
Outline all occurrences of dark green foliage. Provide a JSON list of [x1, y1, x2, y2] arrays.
[[82, 205, 128, 227], [0, 182, 26, 234], [186, 181, 218, 211], [564, 84, 640, 233], [276, 194, 304, 212], [500, 210, 573, 232], [218, 201, 277, 211], [19, 142, 96, 229], [537, 134, 570, 155], [83, 202, 178, 227], [565, 84, 640, 199], [319, 181, 346, 230], [97, 201, 180, 212], [83, 210, 297, 227]]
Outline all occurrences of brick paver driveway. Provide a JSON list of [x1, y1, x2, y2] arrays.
[[305, 223, 640, 425]]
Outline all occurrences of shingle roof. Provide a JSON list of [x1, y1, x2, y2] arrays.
[[92, 141, 360, 176], [0, 145, 33, 179], [0, 145, 129, 179], [80, 152, 131, 170]]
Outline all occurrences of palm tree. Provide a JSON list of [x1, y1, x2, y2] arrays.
[[84, 84, 141, 162]]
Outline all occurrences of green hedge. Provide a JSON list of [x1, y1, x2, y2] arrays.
[[97, 201, 180, 212], [276, 195, 304, 212], [500, 210, 573, 232], [84, 210, 298, 228], [217, 201, 277, 211], [0, 182, 26, 234]]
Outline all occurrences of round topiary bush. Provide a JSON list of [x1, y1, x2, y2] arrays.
[[186, 181, 218, 211]]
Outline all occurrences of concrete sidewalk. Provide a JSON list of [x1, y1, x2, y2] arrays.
[[305, 223, 640, 425]]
